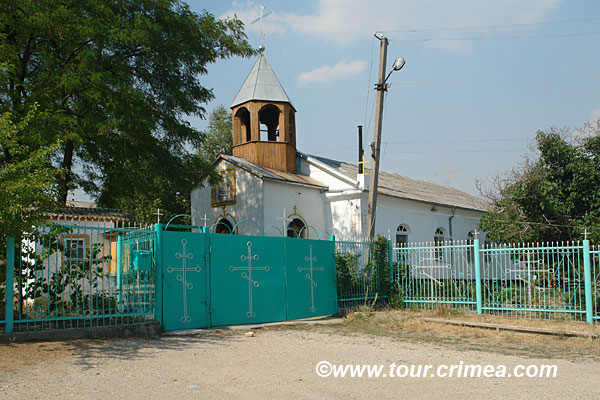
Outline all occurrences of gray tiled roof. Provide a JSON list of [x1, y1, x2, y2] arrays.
[[230, 54, 296, 110], [220, 155, 327, 189], [47, 201, 134, 221], [309, 154, 488, 212]]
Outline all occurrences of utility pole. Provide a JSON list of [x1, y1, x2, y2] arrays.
[[365, 36, 388, 241], [365, 34, 405, 241]]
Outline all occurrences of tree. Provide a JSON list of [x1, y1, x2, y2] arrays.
[[196, 105, 233, 164], [0, 105, 58, 236], [478, 122, 600, 243], [0, 0, 255, 223], [1, 105, 59, 296]]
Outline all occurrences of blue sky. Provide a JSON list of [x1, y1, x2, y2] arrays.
[[185, 0, 600, 196]]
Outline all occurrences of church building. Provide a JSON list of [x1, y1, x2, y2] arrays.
[[191, 53, 487, 244]]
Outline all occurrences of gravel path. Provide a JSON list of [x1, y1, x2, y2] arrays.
[[1, 328, 599, 399]]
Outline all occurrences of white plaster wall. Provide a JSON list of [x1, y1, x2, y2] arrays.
[[191, 159, 263, 235], [262, 180, 327, 238], [370, 195, 484, 245], [300, 158, 355, 191]]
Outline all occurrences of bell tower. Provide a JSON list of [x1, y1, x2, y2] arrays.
[[230, 53, 297, 172]]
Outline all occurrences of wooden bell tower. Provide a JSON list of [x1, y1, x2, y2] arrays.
[[230, 54, 297, 172]]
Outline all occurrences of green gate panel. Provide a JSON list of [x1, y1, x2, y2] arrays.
[[285, 238, 338, 320], [210, 234, 286, 326], [162, 231, 208, 330]]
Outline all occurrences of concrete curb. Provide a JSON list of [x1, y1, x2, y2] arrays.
[[0, 321, 161, 344], [162, 315, 343, 337], [419, 317, 600, 339]]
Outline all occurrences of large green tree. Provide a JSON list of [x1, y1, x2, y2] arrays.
[[479, 123, 600, 243], [0, 0, 254, 223], [196, 105, 233, 164]]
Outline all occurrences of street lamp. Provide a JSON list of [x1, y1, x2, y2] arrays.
[[365, 34, 405, 241]]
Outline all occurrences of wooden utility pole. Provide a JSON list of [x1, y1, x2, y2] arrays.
[[365, 36, 388, 240]]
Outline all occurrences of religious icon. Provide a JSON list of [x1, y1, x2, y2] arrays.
[[211, 168, 236, 206]]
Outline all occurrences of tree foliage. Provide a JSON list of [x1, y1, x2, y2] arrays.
[[0, 106, 58, 236], [0, 0, 254, 224], [479, 123, 600, 243], [196, 105, 233, 164]]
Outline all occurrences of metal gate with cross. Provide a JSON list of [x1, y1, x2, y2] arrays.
[[158, 226, 337, 331]]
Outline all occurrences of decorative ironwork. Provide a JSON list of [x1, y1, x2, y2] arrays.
[[229, 241, 270, 318], [167, 239, 202, 323], [298, 245, 325, 312]]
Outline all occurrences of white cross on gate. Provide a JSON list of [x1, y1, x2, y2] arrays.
[[167, 239, 202, 323], [229, 241, 270, 318], [298, 245, 325, 312], [153, 208, 164, 224], [276, 208, 289, 235], [199, 213, 209, 228]]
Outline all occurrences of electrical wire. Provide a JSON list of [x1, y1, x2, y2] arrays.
[[389, 31, 600, 42], [383, 17, 600, 33], [389, 77, 600, 86]]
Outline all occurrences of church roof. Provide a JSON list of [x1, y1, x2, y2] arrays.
[[218, 154, 327, 189], [304, 153, 489, 212], [230, 54, 296, 111]]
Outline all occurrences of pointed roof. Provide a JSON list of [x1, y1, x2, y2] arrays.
[[230, 54, 296, 111]]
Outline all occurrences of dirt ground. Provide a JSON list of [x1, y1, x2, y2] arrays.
[[1, 311, 600, 399]]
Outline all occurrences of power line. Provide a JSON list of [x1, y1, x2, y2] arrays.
[[390, 31, 600, 42], [383, 148, 526, 155], [384, 138, 528, 144], [383, 17, 600, 33], [389, 77, 600, 86]]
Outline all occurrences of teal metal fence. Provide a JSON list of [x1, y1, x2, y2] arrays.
[[389, 239, 600, 323], [591, 245, 600, 322], [395, 240, 477, 309], [335, 239, 392, 309], [2, 218, 156, 333]]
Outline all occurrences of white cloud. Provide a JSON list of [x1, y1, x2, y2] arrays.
[[284, 0, 563, 45], [591, 108, 600, 122], [298, 60, 366, 84]]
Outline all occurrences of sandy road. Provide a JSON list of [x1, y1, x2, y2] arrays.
[[1, 326, 599, 399]]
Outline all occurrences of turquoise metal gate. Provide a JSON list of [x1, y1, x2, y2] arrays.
[[157, 225, 337, 331], [161, 230, 209, 331]]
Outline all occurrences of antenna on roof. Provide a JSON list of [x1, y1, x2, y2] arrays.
[[251, 5, 272, 52]]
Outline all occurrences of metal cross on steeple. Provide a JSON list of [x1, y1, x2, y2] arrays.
[[251, 5, 272, 51]]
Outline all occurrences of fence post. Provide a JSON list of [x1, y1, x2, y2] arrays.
[[474, 238, 483, 315], [388, 239, 394, 293], [583, 239, 593, 324], [116, 233, 123, 310], [154, 223, 164, 327], [5, 236, 15, 334]]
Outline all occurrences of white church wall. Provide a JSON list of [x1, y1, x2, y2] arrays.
[[262, 180, 327, 238], [324, 192, 365, 242], [371, 195, 483, 245], [191, 160, 264, 235], [300, 157, 356, 191]]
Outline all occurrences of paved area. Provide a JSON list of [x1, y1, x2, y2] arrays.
[[1, 326, 599, 399]]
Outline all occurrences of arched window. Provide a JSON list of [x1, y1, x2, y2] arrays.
[[234, 107, 251, 143], [259, 105, 280, 142], [467, 231, 476, 261], [288, 110, 295, 143], [434, 228, 445, 245], [215, 218, 234, 234], [287, 218, 306, 239], [434, 227, 445, 259], [396, 224, 410, 247]]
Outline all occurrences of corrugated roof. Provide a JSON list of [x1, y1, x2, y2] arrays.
[[46, 203, 133, 221], [219, 154, 327, 189], [307, 154, 489, 212], [230, 54, 296, 110]]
